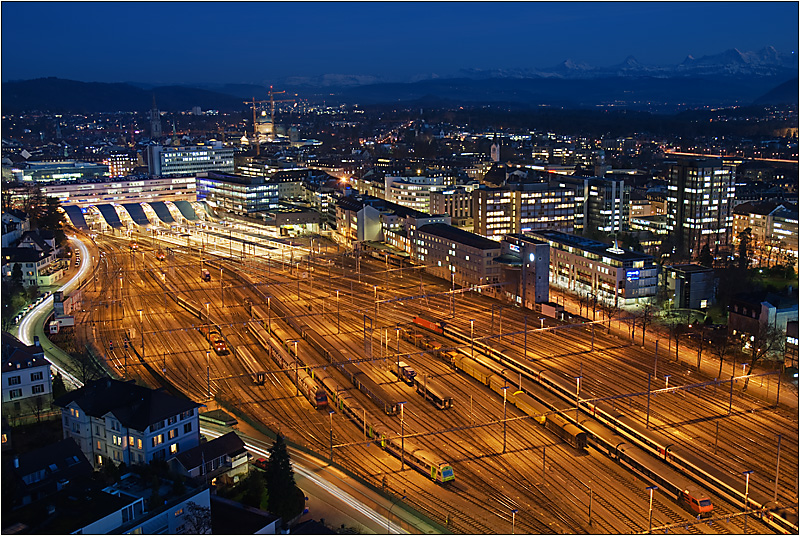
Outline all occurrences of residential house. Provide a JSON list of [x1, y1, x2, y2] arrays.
[[1, 333, 53, 418], [54, 378, 202, 468]]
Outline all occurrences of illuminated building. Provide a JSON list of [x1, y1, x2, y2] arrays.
[[147, 142, 234, 177], [666, 158, 735, 257], [429, 185, 477, 228], [196, 171, 279, 215], [39, 176, 196, 206], [101, 149, 138, 178], [528, 229, 659, 307], [556, 176, 630, 237], [409, 222, 502, 292], [472, 181, 575, 241], [9, 160, 109, 183], [732, 201, 798, 264]]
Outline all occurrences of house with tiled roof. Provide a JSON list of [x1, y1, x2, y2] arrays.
[[1, 227, 65, 287], [169, 431, 249, 485], [3, 437, 93, 509], [1, 332, 52, 418], [1, 209, 30, 248], [54, 378, 202, 468]]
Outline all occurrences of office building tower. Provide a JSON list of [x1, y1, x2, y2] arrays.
[[666, 158, 735, 257], [473, 181, 575, 241], [147, 142, 234, 177], [556, 176, 630, 237]]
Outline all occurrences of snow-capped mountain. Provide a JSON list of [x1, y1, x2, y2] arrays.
[[451, 46, 796, 81]]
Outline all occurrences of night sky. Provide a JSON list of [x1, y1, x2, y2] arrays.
[[2, 1, 797, 85]]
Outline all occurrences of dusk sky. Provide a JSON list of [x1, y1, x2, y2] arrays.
[[2, 1, 798, 85]]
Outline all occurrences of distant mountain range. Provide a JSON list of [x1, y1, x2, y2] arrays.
[[451, 46, 798, 81], [1, 47, 796, 114]]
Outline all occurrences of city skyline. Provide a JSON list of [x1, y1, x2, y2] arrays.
[[2, 1, 798, 85]]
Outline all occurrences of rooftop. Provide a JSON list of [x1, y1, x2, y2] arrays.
[[53, 378, 201, 432], [417, 223, 502, 250], [2, 332, 48, 373], [526, 230, 653, 262], [173, 431, 246, 471]]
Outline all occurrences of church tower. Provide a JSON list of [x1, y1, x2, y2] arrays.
[[150, 94, 163, 139]]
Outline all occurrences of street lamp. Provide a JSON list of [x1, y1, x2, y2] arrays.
[[138, 309, 144, 357], [328, 410, 335, 463], [336, 290, 340, 334], [502, 380, 509, 453], [646, 485, 658, 533], [743, 470, 754, 534], [387, 494, 406, 534], [511, 508, 518, 535], [398, 401, 406, 470], [206, 350, 211, 399], [470, 319, 475, 359], [267, 296, 271, 333]]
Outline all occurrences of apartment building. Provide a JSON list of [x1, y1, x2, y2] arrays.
[[55, 379, 201, 468], [1, 333, 53, 417]]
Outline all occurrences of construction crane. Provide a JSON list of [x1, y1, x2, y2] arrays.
[[243, 97, 270, 155], [268, 86, 286, 125], [244, 97, 270, 138]]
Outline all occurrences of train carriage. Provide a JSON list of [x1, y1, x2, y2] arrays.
[[545, 412, 587, 450], [453, 353, 494, 385], [413, 374, 454, 409], [383, 436, 455, 483], [511, 391, 548, 425]]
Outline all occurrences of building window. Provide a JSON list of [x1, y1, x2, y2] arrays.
[[183, 422, 192, 434], [8, 376, 21, 386], [9, 389, 22, 399], [30, 371, 43, 381], [168, 428, 178, 440], [137, 438, 143, 450], [32, 384, 45, 394], [152, 434, 164, 447], [170, 443, 179, 454]]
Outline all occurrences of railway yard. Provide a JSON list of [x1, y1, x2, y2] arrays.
[[68, 221, 798, 535]]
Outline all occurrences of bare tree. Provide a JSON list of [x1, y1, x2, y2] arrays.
[[743, 323, 785, 391], [669, 320, 686, 362], [600, 301, 619, 334], [710, 330, 735, 379], [181, 501, 212, 534], [638, 303, 654, 345], [27, 396, 45, 423]]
